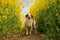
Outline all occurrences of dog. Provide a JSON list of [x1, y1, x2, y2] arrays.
[[25, 14, 36, 35]]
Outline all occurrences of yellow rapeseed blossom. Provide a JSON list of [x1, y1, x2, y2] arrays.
[[17, 13, 22, 22], [3, 15, 7, 19], [0, 7, 3, 13], [31, 0, 35, 2], [20, 2, 24, 5], [0, 16, 1, 22], [56, 13, 59, 16], [7, 0, 12, 4], [30, 0, 50, 17], [12, 0, 18, 6], [20, 2, 24, 9], [21, 21, 25, 29], [7, 0, 13, 6], [52, 0, 56, 3], [16, 8, 21, 14], [1, 0, 7, 5], [0, 19, 1, 22], [5, 8, 9, 14], [45, 1, 49, 6]]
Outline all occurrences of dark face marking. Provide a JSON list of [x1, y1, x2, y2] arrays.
[[25, 14, 28, 18], [31, 14, 34, 19], [25, 14, 34, 19]]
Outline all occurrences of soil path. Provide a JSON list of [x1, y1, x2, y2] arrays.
[[0, 33, 45, 40]]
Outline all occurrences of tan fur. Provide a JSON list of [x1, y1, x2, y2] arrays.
[[25, 14, 36, 35]]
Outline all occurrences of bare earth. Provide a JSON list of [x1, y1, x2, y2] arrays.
[[0, 33, 45, 40]]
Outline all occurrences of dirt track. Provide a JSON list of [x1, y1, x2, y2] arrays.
[[0, 33, 45, 40]]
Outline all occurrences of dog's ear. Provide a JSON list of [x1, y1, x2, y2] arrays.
[[25, 14, 28, 18], [31, 14, 34, 19]]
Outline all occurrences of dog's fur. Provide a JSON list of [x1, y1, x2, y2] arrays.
[[25, 14, 36, 35]]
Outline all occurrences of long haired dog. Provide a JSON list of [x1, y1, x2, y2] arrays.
[[25, 14, 36, 35]]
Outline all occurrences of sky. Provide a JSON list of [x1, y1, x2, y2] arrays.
[[18, 0, 35, 14], [18, 0, 35, 21]]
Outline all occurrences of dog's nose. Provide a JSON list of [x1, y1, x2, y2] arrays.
[[28, 17, 30, 19]]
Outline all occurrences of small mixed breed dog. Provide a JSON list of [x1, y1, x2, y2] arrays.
[[25, 14, 36, 35]]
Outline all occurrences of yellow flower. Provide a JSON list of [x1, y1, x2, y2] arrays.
[[7, 0, 13, 6], [0, 7, 3, 13], [52, 0, 56, 3], [1, 0, 7, 5], [5, 8, 9, 14], [20, 2, 24, 5], [31, 0, 35, 2], [0, 16, 1, 22], [45, 1, 49, 6], [21, 21, 26, 29], [3, 15, 7, 19], [20, 2, 24, 9], [13, 0, 18, 6], [16, 8, 21, 13], [0, 19, 1, 22], [56, 13, 59, 16]]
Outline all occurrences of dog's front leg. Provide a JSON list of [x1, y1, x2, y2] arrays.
[[26, 28, 28, 35], [29, 27, 32, 35]]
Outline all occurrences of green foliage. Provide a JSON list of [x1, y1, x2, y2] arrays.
[[0, 0, 21, 36], [30, 0, 60, 39], [38, 0, 60, 39]]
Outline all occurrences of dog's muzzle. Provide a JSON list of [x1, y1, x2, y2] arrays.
[[28, 17, 30, 19]]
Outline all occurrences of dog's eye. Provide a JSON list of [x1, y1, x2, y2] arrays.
[[25, 14, 28, 17]]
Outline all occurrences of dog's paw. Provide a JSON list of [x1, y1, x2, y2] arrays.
[[26, 33, 28, 35], [29, 32, 32, 35]]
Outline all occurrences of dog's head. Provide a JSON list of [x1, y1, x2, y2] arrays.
[[25, 14, 34, 20]]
